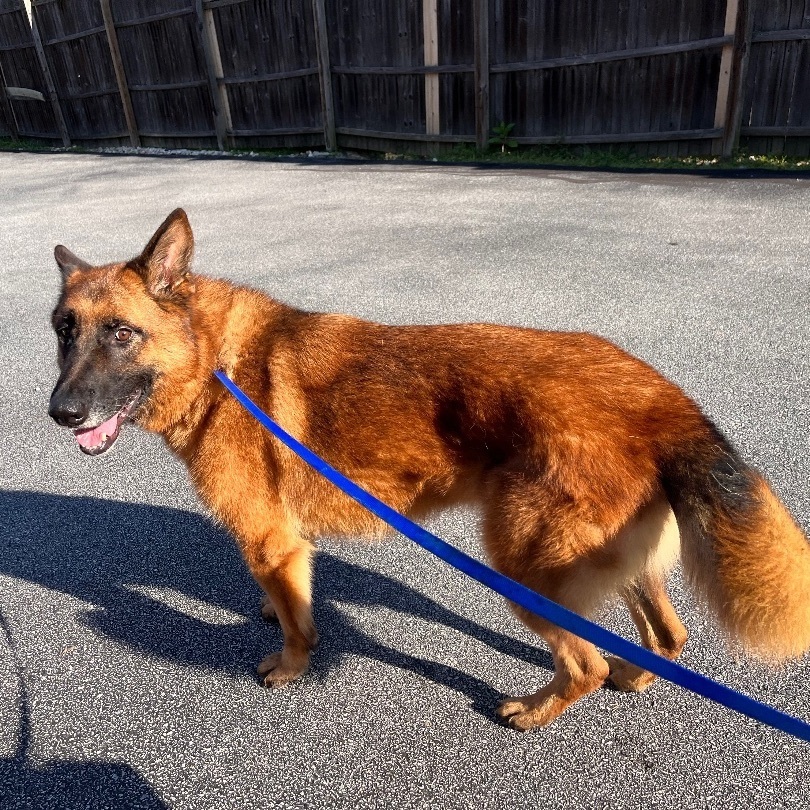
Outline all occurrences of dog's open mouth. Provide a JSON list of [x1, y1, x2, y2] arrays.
[[73, 391, 141, 456]]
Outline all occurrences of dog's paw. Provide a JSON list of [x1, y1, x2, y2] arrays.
[[257, 650, 309, 687], [605, 656, 656, 693], [496, 694, 563, 731], [260, 594, 277, 622]]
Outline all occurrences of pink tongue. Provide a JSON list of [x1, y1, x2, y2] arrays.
[[74, 412, 119, 449]]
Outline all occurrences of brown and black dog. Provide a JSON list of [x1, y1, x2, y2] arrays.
[[48, 209, 810, 730]]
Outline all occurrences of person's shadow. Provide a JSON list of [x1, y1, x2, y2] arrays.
[[0, 488, 551, 711], [0, 609, 169, 809]]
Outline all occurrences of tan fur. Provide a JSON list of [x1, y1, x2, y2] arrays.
[[49, 210, 810, 730], [684, 475, 810, 661]]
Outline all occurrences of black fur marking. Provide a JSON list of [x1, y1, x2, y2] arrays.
[[660, 424, 758, 537]]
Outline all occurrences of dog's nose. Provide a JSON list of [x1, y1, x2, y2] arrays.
[[49, 395, 89, 428]]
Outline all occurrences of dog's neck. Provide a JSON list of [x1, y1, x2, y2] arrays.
[[151, 275, 295, 456]]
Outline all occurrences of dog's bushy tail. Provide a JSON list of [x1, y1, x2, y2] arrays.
[[661, 424, 810, 661]]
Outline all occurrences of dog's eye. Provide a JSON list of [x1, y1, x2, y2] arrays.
[[115, 327, 133, 343]]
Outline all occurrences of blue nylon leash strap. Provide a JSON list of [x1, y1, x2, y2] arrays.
[[214, 369, 810, 742]]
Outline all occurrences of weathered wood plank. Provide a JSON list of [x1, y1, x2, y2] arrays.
[[229, 126, 323, 136], [100, 0, 140, 146], [114, 8, 195, 28], [41, 25, 105, 46], [138, 128, 217, 137], [202, 0, 249, 9], [0, 60, 20, 138], [491, 36, 732, 73], [423, 0, 439, 135], [196, 0, 231, 149], [336, 126, 471, 142], [473, 0, 488, 150], [512, 127, 722, 144], [129, 80, 208, 91], [332, 64, 472, 75], [223, 68, 320, 84], [714, 0, 753, 156], [5, 85, 44, 100], [753, 28, 810, 43], [22, 0, 69, 144], [312, 0, 336, 150], [743, 125, 810, 136]]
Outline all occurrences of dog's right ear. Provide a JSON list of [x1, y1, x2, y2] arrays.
[[135, 208, 195, 300], [54, 245, 92, 282]]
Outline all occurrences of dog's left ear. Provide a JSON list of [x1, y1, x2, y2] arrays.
[[136, 208, 195, 299]]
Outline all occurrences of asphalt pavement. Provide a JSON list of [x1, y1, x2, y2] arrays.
[[0, 151, 808, 809]]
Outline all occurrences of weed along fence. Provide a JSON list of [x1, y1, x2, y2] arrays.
[[0, 0, 808, 157]]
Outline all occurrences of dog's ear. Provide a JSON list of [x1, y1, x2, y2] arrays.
[[136, 208, 195, 299], [54, 245, 92, 282]]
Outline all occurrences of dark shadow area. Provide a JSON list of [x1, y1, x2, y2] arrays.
[[0, 754, 169, 810], [0, 490, 551, 709], [0, 608, 169, 810]]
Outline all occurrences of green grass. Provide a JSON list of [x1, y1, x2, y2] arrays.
[[421, 143, 810, 171], [0, 135, 60, 152], [1, 135, 808, 172]]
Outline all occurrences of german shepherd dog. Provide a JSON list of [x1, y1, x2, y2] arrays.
[[49, 209, 810, 730]]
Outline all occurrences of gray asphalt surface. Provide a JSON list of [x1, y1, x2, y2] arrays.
[[0, 152, 809, 809]]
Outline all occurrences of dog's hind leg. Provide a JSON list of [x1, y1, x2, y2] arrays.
[[496, 605, 611, 731], [605, 498, 687, 692], [260, 593, 277, 621], [607, 571, 688, 692], [483, 482, 618, 730]]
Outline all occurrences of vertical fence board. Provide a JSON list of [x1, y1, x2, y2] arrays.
[[423, 0, 439, 135], [194, 0, 226, 149], [312, 0, 336, 150], [23, 0, 69, 144], [98, 0, 140, 144], [0, 65, 19, 137], [474, 0, 489, 149], [713, 0, 750, 156]]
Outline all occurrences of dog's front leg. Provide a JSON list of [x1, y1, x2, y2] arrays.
[[227, 508, 318, 685], [248, 543, 319, 686], [208, 471, 318, 685]]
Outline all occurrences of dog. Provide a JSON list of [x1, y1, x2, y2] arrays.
[[48, 209, 810, 730]]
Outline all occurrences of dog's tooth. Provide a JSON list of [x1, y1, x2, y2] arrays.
[[101, 433, 108, 442]]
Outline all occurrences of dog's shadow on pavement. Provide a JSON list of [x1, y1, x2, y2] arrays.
[[0, 490, 552, 716]]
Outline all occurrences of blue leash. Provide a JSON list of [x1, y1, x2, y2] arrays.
[[215, 369, 810, 742]]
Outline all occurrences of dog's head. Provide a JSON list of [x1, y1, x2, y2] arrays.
[[49, 208, 199, 455]]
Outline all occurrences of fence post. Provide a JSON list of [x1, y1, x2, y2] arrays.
[[99, 0, 140, 147], [0, 61, 20, 140], [423, 0, 440, 137], [22, 0, 69, 146], [311, 0, 336, 151], [713, 0, 754, 157], [474, 0, 489, 151], [195, 0, 231, 151]]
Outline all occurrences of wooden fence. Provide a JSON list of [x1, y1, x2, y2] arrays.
[[0, 0, 808, 156]]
